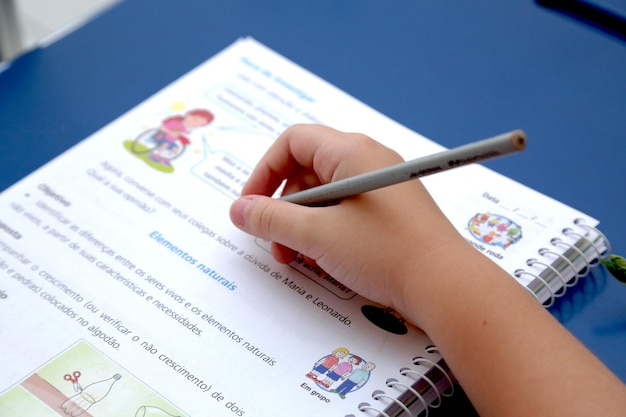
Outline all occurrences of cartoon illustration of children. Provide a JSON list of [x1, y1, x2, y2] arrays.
[[482, 230, 498, 243], [125, 108, 214, 172], [331, 362, 376, 399], [497, 222, 509, 232], [468, 212, 523, 249], [319, 355, 361, 389], [149, 109, 214, 165], [306, 348, 349, 383]]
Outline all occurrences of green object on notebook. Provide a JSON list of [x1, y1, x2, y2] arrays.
[[601, 254, 626, 283]]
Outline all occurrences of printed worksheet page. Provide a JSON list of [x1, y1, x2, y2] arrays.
[[0, 38, 446, 417], [0, 36, 602, 417]]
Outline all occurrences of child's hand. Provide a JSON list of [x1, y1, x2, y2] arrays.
[[229, 124, 462, 313], [230, 125, 626, 417]]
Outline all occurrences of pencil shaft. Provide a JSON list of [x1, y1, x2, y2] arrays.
[[280, 130, 526, 206]]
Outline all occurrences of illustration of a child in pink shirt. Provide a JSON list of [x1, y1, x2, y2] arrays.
[[319, 355, 362, 388], [150, 109, 214, 165]]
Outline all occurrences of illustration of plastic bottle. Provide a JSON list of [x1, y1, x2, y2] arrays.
[[60, 373, 122, 416]]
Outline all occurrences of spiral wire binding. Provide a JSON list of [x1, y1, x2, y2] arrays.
[[574, 218, 611, 257], [423, 345, 438, 355], [512, 218, 611, 306], [538, 247, 580, 287], [550, 237, 590, 277], [410, 357, 454, 397], [515, 268, 556, 307], [353, 219, 611, 417], [372, 390, 414, 417], [396, 370, 441, 408], [353, 347, 454, 417], [385, 378, 432, 413], [358, 403, 392, 417], [562, 228, 601, 267], [526, 258, 567, 295]]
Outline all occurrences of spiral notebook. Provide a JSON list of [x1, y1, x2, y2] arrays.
[[0, 37, 611, 417]]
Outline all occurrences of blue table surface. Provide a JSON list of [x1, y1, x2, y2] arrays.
[[1, 0, 625, 413]]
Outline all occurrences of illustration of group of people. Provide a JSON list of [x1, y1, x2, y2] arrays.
[[306, 347, 376, 399], [468, 211, 522, 249]]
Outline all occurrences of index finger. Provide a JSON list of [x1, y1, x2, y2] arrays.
[[241, 124, 397, 197]]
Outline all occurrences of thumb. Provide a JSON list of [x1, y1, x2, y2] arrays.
[[230, 195, 320, 260]]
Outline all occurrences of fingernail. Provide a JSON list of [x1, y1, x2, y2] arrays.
[[230, 197, 251, 228]]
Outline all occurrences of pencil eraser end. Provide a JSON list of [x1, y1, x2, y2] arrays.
[[510, 130, 526, 150]]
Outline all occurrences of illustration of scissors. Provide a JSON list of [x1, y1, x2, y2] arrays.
[[64, 371, 82, 392]]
